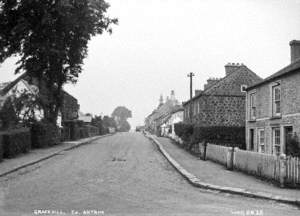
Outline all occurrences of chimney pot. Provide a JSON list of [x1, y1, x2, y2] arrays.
[[290, 40, 300, 63]]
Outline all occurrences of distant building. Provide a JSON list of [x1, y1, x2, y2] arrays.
[[246, 40, 300, 155], [163, 106, 184, 138], [145, 90, 181, 135], [183, 63, 262, 127]]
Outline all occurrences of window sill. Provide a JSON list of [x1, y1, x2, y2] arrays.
[[270, 115, 282, 120], [248, 119, 256, 123]]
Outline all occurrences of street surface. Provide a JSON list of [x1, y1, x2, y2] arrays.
[[0, 132, 299, 216]]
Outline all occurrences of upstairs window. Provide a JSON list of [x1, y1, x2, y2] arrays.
[[249, 93, 256, 120], [272, 85, 281, 116]]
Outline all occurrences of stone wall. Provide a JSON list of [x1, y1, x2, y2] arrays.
[[185, 95, 245, 127]]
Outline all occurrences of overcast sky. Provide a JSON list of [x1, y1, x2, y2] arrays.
[[1, 0, 300, 128]]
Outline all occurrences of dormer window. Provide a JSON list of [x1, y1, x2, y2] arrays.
[[241, 84, 248, 92]]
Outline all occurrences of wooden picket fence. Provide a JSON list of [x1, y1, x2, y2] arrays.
[[286, 156, 300, 186]]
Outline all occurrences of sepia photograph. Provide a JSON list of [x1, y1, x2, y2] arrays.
[[0, 0, 300, 215]]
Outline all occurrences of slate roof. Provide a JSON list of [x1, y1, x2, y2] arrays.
[[183, 65, 263, 105], [247, 57, 300, 90]]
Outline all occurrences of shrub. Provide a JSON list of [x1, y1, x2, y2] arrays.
[[286, 134, 300, 157], [31, 121, 60, 148], [174, 123, 245, 149], [174, 122, 194, 141], [0, 134, 3, 162], [192, 126, 246, 149], [2, 128, 31, 158]]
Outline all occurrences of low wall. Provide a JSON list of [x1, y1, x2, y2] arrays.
[[206, 143, 231, 166], [234, 148, 281, 181]]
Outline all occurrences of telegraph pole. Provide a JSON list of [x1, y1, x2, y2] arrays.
[[187, 72, 195, 122], [187, 72, 195, 100]]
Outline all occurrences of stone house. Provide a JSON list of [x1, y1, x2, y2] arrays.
[[246, 40, 300, 156], [183, 63, 262, 128]]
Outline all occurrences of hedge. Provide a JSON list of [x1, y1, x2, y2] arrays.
[[174, 122, 246, 149], [1, 128, 31, 158], [31, 121, 60, 148], [0, 134, 3, 162]]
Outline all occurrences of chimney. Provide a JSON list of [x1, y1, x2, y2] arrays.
[[204, 78, 221, 90], [170, 90, 175, 101], [159, 94, 164, 106], [290, 40, 300, 63], [195, 89, 203, 96], [224, 63, 244, 76]]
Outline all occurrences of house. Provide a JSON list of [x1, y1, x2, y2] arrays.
[[78, 112, 93, 124], [145, 90, 180, 135], [245, 40, 300, 156], [164, 106, 184, 139], [183, 63, 262, 128], [0, 73, 79, 127]]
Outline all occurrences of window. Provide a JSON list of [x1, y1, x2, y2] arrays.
[[272, 127, 281, 155], [258, 129, 265, 153], [241, 84, 248, 92], [249, 93, 256, 120], [272, 85, 281, 116], [197, 102, 200, 114]]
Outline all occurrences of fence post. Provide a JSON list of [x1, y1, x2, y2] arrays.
[[226, 147, 234, 170], [203, 141, 207, 161], [279, 153, 287, 188]]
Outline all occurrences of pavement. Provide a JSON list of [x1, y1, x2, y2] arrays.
[[0, 132, 299, 216], [0, 133, 113, 178], [144, 133, 300, 207]]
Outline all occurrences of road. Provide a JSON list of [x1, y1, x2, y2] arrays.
[[0, 132, 299, 216]]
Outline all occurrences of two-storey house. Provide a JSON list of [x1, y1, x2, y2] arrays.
[[246, 40, 300, 155], [183, 63, 262, 128]]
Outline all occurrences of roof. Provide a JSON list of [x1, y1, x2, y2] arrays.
[[0, 73, 28, 96], [247, 58, 300, 90], [183, 65, 262, 105], [0, 72, 77, 101]]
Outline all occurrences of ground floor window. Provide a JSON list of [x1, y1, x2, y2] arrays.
[[258, 129, 265, 153], [272, 127, 281, 155]]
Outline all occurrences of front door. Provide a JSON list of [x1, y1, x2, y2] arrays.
[[249, 129, 254, 151], [284, 126, 293, 155]]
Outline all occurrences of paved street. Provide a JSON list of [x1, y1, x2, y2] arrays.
[[0, 132, 299, 216]]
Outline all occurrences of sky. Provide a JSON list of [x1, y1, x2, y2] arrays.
[[1, 0, 300, 129]]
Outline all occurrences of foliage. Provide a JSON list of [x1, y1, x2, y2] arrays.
[[0, 0, 117, 125], [118, 120, 131, 132], [91, 115, 105, 135], [174, 122, 193, 142], [1, 128, 31, 158], [102, 115, 117, 129], [174, 123, 246, 149], [192, 126, 246, 149], [111, 106, 132, 120], [0, 98, 19, 130], [286, 133, 300, 157], [111, 106, 132, 132], [31, 120, 60, 148], [12, 88, 43, 126]]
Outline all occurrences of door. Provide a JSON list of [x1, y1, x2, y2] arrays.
[[284, 126, 293, 155], [249, 129, 254, 151]]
